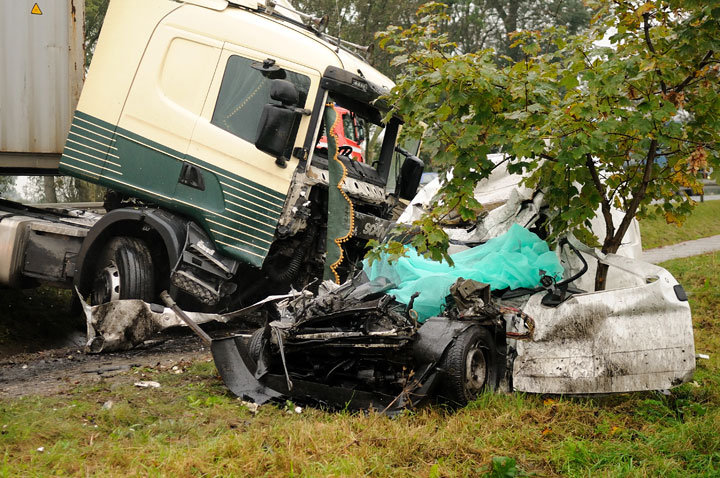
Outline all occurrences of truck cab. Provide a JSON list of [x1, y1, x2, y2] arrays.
[[48, 0, 422, 309]]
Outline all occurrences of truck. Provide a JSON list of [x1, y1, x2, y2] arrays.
[[0, 0, 424, 311]]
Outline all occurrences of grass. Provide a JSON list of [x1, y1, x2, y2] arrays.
[[1, 253, 719, 476], [639, 200, 720, 249]]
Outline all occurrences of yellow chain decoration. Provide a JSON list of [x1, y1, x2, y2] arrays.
[[326, 102, 355, 283], [222, 81, 265, 130]]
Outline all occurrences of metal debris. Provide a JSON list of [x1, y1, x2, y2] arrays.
[[78, 288, 297, 353], [201, 276, 506, 413], [134, 381, 161, 388]]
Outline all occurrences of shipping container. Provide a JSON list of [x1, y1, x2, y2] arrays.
[[0, 0, 84, 172]]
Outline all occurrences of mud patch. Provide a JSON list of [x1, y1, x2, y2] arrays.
[[539, 302, 611, 341], [0, 333, 211, 398], [0, 287, 83, 357]]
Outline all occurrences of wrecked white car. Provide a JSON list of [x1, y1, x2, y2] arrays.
[[188, 166, 695, 411], [395, 163, 694, 396], [201, 235, 693, 412]]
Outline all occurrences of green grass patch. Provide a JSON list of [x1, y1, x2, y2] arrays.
[[640, 200, 720, 249], [1, 254, 719, 476]]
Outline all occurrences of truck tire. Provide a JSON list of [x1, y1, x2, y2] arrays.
[[90, 237, 155, 304], [439, 326, 498, 405]]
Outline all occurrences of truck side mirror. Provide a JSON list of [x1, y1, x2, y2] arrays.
[[255, 80, 301, 167], [268, 79, 299, 105], [397, 154, 424, 200]]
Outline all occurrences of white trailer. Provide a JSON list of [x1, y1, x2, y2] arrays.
[[0, 0, 84, 173]]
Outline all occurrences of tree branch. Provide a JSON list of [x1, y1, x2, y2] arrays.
[[607, 132, 641, 141], [585, 153, 615, 242], [643, 12, 667, 95], [612, 139, 657, 251], [674, 50, 714, 93], [490, 0, 508, 22]]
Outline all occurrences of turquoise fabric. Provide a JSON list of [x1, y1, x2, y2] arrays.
[[364, 224, 563, 321]]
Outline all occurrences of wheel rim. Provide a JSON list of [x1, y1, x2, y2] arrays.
[[92, 264, 121, 304], [465, 346, 487, 392]]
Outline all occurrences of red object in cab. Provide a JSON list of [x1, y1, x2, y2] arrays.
[[316, 106, 366, 162]]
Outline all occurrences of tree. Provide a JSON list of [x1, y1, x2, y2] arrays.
[[376, 1, 720, 290], [442, 0, 591, 59], [0, 176, 15, 198], [293, 0, 427, 74], [84, 0, 110, 67], [293, 0, 590, 75], [23, 176, 105, 203]]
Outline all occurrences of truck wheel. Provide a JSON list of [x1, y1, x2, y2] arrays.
[[91, 237, 155, 304], [439, 326, 498, 405]]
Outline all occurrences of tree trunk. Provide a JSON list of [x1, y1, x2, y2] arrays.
[[490, 0, 521, 59], [594, 229, 627, 291], [43, 176, 58, 203], [593, 141, 658, 291]]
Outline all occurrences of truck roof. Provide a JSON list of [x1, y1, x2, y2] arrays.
[[181, 0, 395, 91]]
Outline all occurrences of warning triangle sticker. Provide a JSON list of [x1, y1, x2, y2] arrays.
[[31, 3, 42, 15]]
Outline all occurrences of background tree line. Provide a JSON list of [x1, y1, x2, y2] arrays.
[[296, 0, 591, 72]]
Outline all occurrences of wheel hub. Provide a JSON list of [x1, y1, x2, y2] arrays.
[[92, 264, 121, 304], [465, 348, 487, 391]]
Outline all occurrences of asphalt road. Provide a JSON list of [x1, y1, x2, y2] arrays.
[[642, 234, 720, 264]]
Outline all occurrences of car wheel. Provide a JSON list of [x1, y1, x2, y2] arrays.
[[91, 237, 155, 305], [439, 326, 498, 405], [248, 328, 265, 363]]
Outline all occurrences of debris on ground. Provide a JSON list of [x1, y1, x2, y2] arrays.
[[134, 381, 161, 389], [80, 291, 294, 353], [238, 400, 259, 414]]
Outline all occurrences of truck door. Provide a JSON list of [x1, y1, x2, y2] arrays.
[[186, 46, 320, 263], [113, 26, 222, 203]]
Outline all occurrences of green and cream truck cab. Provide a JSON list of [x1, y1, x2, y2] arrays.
[[0, 0, 423, 310]]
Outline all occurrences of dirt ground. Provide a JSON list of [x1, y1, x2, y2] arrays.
[[0, 287, 259, 399], [0, 332, 212, 398]]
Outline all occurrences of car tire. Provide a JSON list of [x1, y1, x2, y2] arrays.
[[91, 237, 155, 305], [248, 327, 267, 366], [439, 326, 498, 405]]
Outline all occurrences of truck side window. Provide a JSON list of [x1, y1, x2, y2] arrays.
[[211, 55, 310, 144]]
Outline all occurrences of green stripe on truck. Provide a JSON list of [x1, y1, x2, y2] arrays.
[[59, 111, 286, 267]]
